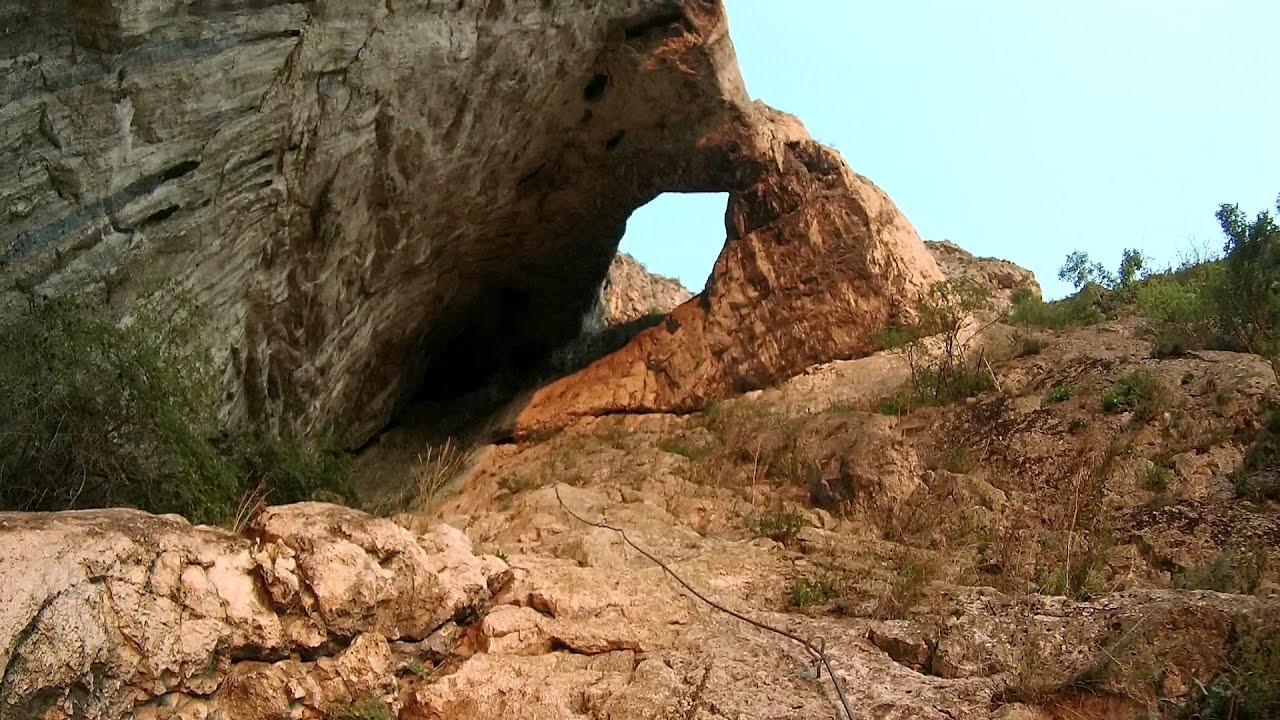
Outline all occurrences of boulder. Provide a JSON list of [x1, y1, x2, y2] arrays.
[[0, 504, 506, 719]]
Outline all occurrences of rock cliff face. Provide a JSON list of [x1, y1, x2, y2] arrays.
[[926, 240, 1042, 310], [2, 0, 941, 446], [589, 252, 691, 332]]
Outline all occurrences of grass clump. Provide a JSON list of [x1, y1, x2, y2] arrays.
[[1042, 384, 1073, 406], [787, 577, 841, 609], [754, 508, 806, 542], [877, 279, 996, 414], [1175, 549, 1267, 594], [334, 696, 392, 720], [1142, 460, 1175, 493], [497, 474, 539, 496], [0, 292, 354, 525], [929, 443, 975, 474], [874, 550, 933, 619], [1014, 332, 1047, 357], [1100, 369, 1164, 421], [657, 438, 713, 462], [1235, 404, 1280, 502]]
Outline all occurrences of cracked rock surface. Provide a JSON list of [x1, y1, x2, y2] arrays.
[[0, 503, 507, 719]]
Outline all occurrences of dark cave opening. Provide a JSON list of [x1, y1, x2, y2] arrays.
[[386, 191, 732, 443]]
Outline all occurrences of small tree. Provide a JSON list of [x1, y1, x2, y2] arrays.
[[1058, 251, 1114, 291], [899, 279, 995, 404], [1117, 248, 1147, 289], [1056, 249, 1148, 292], [1213, 197, 1280, 379]]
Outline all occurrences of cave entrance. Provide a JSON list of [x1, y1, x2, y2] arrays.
[[368, 192, 730, 457], [617, 192, 729, 293]]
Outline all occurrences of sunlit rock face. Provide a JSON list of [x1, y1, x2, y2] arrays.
[[513, 112, 945, 436], [2, 0, 941, 445]]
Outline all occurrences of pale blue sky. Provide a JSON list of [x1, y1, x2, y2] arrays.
[[620, 1, 1280, 299]]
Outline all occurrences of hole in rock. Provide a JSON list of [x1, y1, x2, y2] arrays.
[[358, 193, 729, 497], [583, 73, 609, 101], [541, 192, 730, 380], [617, 192, 728, 293]]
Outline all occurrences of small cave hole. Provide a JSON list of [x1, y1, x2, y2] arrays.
[[160, 159, 200, 182], [583, 73, 609, 102], [604, 130, 626, 151], [140, 204, 181, 225]]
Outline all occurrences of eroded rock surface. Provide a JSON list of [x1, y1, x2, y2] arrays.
[[3, 317, 1279, 719], [591, 253, 692, 331], [0, 504, 507, 719], [926, 240, 1042, 309], [515, 123, 944, 436], [2, 0, 942, 447]]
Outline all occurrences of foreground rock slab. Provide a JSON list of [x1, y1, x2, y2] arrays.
[[0, 504, 506, 719]]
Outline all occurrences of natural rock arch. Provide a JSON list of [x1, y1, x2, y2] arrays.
[[1, 0, 941, 447]]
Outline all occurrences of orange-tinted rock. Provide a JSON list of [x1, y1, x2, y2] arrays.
[[515, 109, 944, 436]]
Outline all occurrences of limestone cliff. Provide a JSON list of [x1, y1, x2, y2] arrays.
[[926, 240, 1042, 310], [2, 0, 942, 446], [589, 252, 691, 332]]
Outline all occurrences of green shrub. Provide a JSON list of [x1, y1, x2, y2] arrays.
[[754, 509, 806, 542], [0, 293, 355, 524], [1136, 276, 1216, 357], [1100, 369, 1164, 421], [1042, 384, 1073, 406], [787, 577, 841, 609], [1142, 461, 1174, 493], [1211, 198, 1280, 379], [1179, 612, 1280, 720], [1007, 287, 1106, 329]]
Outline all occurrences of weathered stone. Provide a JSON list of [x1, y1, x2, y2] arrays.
[[592, 253, 692, 331], [515, 118, 944, 435], [926, 240, 1042, 309], [2, 0, 942, 447], [0, 504, 503, 718]]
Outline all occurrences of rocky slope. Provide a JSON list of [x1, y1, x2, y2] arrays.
[[2, 0, 941, 447], [926, 240, 1042, 310], [4, 315, 1277, 719], [589, 253, 692, 331]]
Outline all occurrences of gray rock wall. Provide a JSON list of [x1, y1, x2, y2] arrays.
[[2, 0, 751, 445]]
